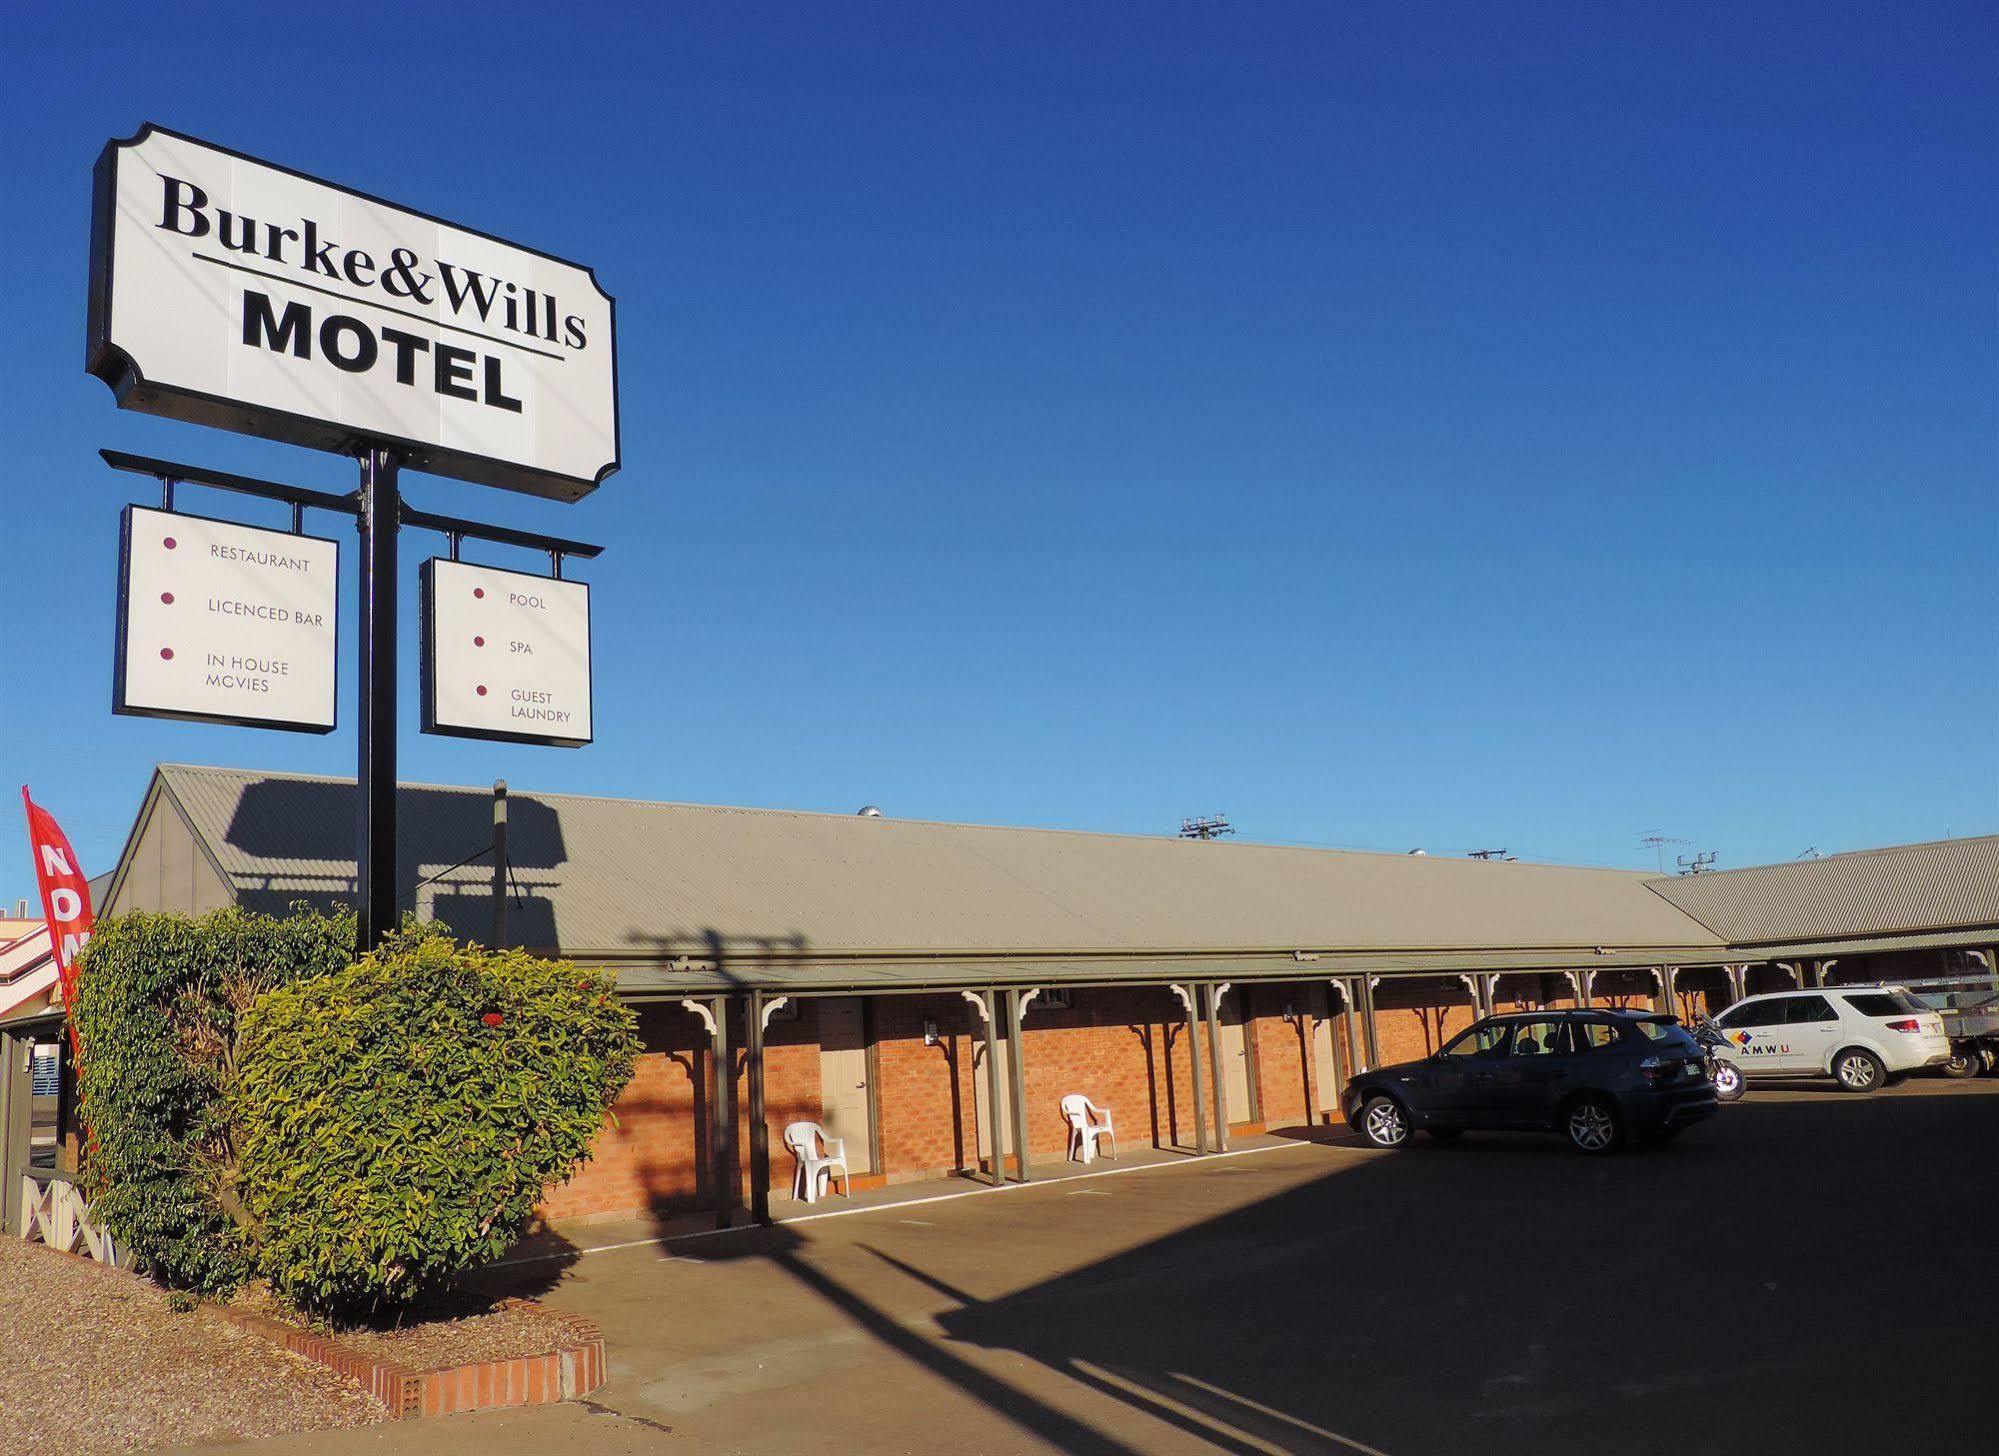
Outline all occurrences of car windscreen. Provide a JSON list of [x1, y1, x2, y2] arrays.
[[1633, 1019, 1698, 1052]]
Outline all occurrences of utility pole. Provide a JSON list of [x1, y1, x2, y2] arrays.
[[1180, 815, 1234, 841], [490, 780, 509, 949]]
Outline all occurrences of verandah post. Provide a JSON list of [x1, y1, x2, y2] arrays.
[[982, 990, 1006, 1185], [748, 989, 770, 1225], [1176, 985, 1208, 1154], [1004, 988, 1032, 1183], [712, 994, 735, 1228]]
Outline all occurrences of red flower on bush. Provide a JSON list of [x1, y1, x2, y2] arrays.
[[481, 1012, 505, 1028]]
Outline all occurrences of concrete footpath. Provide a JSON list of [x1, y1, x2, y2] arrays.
[[170, 1081, 1999, 1456]]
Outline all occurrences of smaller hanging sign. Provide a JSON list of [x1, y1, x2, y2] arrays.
[[420, 558, 592, 747], [115, 505, 339, 732]]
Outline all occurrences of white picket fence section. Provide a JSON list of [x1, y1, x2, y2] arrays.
[[18, 1170, 119, 1267]]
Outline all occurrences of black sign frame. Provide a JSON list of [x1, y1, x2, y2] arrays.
[[113, 503, 342, 735], [418, 556, 595, 749], [86, 123, 621, 504]]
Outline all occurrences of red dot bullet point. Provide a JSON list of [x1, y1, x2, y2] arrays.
[[163, 537, 177, 550], [474, 635, 485, 647], [476, 685, 488, 696], [473, 587, 485, 599], [161, 592, 175, 605], [160, 648, 174, 660]]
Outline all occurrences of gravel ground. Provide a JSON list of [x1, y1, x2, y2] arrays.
[[326, 1302, 586, 1370], [231, 1285, 590, 1370], [0, 1242, 386, 1456]]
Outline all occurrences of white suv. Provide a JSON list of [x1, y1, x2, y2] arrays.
[[1708, 987, 1949, 1094]]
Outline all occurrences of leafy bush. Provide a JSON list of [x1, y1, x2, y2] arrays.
[[230, 928, 637, 1319], [72, 906, 357, 1294]]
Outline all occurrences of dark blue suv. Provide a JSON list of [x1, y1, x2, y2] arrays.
[[1342, 1010, 1716, 1155]]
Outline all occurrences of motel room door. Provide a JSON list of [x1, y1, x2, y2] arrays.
[[1220, 994, 1256, 1126], [1308, 985, 1344, 1121], [817, 997, 876, 1173]]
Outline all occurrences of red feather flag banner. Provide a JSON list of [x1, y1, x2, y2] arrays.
[[21, 786, 95, 1062]]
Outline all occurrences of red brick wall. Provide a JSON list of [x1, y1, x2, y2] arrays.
[[873, 993, 982, 1176], [1372, 977, 1479, 1065], [541, 1000, 829, 1223], [1589, 968, 1663, 1011], [1674, 969, 1731, 1023], [1241, 984, 1315, 1126], [746, 1003, 829, 1184], [539, 1004, 710, 1222], [542, 981, 1393, 1225], [1015, 987, 1205, 1159]]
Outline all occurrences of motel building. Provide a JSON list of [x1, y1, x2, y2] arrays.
[[5, 762, 1997, 1232]]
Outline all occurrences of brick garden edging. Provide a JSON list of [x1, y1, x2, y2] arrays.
[[211, 1298, 606, 1420]]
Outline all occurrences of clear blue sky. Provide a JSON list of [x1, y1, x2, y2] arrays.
[[3, 1, 1993, 898]]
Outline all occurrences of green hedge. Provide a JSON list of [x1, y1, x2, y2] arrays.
[[230, 928, 637, 1319], [72, 906, 358, 1294]]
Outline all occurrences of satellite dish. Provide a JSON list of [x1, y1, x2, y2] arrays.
[[857, 805, 884, 817], [1407, 848, 1427, 856]]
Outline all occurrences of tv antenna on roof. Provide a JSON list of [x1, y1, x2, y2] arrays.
[[1638, 831, 1690, 874], [1180, 815, 1234, 841], [1467, 848, 1514, 861], [1676, 851, 1718, 876]]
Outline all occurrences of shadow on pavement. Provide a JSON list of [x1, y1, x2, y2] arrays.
[[916, 1086, 1999, 1455], [463, 1085, 1996, 1456]]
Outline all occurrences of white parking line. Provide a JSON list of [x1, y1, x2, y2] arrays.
[[494, 1139, 1320, 1269]]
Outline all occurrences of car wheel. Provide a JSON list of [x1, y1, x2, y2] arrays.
[[1426, 1127, 1463, 1143], [1943, 1047, 1981, 1079], [1710, 1059, 1746, 1102], [1358, 1094, 1411, 1149], [1832, 1048, 1885, 1093], [1564, 1095, 1623, 1155], [1979, 1046, 1999, 1076]]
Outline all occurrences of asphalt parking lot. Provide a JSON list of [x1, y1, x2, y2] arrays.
[[181, 1079, 1998, 1456]]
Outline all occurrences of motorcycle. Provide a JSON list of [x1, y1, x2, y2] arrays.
[[1690, 1018, 1747, 1103]]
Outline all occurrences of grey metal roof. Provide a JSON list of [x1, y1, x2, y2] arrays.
[[1712, 929, 1998, 963], [150, 764, 1724, 962], [1643, 837, 1999, 945], [615, 946, 1737, 998]]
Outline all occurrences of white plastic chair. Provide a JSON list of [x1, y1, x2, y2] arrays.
[[1061, 1094, 1116, 1164], [783, 1121, 850, 1204]]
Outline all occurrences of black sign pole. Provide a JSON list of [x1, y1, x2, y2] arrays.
[[100, 448, 601, 952], [356, 447, 401, 951]]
